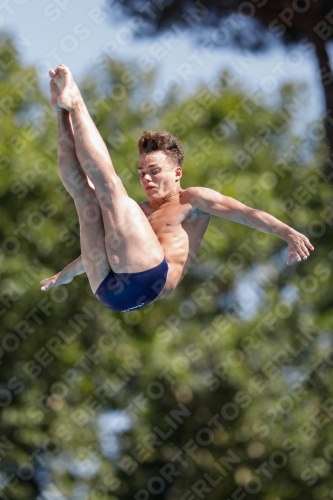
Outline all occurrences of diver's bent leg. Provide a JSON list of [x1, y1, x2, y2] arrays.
[[57, 111, 110, 292], [68, 102, 165, 273], [53, 65, 164, 273]]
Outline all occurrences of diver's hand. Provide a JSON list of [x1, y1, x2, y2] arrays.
[[286, 230, 314, 265], [40, 271, 73, 291]]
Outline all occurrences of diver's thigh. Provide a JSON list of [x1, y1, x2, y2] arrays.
[[96, 182, 164, 273]]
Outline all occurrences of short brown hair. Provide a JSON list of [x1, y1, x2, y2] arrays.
[[137, 130, 184, 167]]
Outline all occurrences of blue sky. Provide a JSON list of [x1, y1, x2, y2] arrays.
[[2, 0, 327, 124]]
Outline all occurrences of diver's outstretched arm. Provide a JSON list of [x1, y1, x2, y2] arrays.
[[40, 256, 85, 291], [188, 187, 314, 265]]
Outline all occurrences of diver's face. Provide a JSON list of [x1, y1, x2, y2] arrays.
[[139, 151, 182, 200]]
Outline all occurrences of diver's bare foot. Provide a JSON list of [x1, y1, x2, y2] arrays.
[[49, 64, 81, 112], [49, 73, 63, 115]]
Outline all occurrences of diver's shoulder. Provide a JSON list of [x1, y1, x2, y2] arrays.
[[179, 187, 211, 216], [179, 186, 206, 198]]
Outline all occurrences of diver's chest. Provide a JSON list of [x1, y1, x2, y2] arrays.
[[147, 204, 191, 227]]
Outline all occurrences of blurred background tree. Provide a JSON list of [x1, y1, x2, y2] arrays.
[[1, 32, 333, 500], [113, 0, 333, 182]]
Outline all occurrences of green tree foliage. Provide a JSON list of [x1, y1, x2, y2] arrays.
[[113, 0, 333, 179], [1, 36, 333, 499]]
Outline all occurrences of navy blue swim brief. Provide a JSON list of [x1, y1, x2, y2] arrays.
[[94, 258, 169, 312]]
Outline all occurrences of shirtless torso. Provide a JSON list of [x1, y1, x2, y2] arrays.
[[138, 189, 211, 299]]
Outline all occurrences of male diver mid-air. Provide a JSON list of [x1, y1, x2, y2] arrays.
[[41, 64, 314, 312]]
